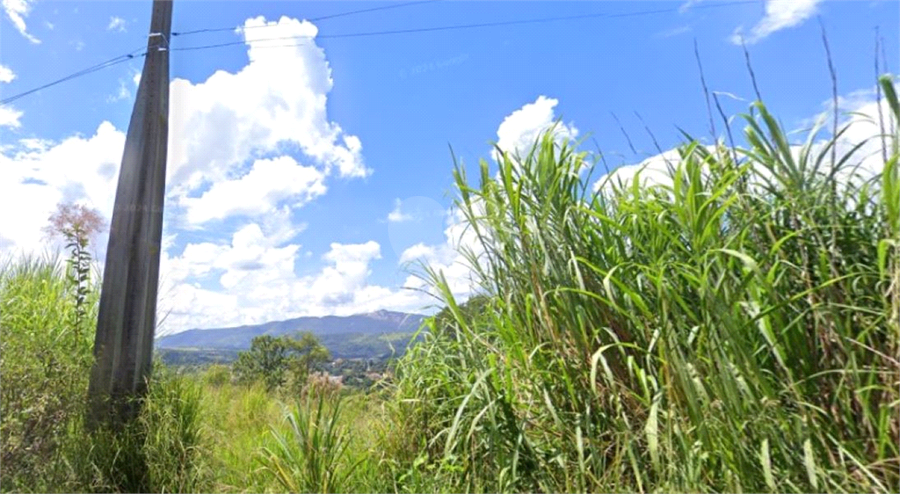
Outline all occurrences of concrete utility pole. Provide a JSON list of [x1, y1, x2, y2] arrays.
[[88, 0, 173, 427]]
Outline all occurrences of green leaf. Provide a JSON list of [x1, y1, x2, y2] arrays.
[[760, 438, 776, 492], [645, 394, 661, 476], [803, 438, 818, 490]]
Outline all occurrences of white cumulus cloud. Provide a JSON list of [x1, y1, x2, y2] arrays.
[[182, 156, 326, 224], [2, 0, 40, 43], [168, 15, 368, 205], [157, 235, 432, 333], [731, 0, 823, 45], [0, 64, 15, 83], [494, 95, 578, 160], [399, 204, 484, 303], [0, 122, 126, 255], [397, 98, 583, 306]]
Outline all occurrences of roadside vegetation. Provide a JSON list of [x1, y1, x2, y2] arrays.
[[1, 73, 897, 493]]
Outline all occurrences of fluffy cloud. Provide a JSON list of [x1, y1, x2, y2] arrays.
[[731, 0, 823, 45], [158, 234, 431, 333], [107, 16, 126, 32], [0, 64, 21, 128], [168, 15, 368, 205], [0, 105, 23, 128], [145, 196, 470, 331], [494, 96, 578, 160], [387, 198, 413, 222], [594, 85, 893, 192], [1, 14, 388, 333], [399, 204, 484, 303], [310, 241, 382, 301], [1, 16, 362, 242], [825, 88, 895, 184], [0, 64, 15, 83], [182, 156, 326, 224], [593, 149, 682, 192], [2, 0, 39, 43], [0, 122, 125, 255]]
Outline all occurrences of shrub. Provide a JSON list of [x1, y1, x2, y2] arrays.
[[202, 364, 233, 388]]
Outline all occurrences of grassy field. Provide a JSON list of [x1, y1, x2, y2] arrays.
[[1, 74, 898, 493]]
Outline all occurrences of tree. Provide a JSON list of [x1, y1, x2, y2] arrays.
[[232, 332, 330, 392], [44, 202, 105, 334], [291, 332, 332, 381]]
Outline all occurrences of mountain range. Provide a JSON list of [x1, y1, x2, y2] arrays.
[[155, 310, 426, 361]]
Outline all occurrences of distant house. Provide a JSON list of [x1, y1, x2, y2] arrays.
[[310, 371, 344, 386]]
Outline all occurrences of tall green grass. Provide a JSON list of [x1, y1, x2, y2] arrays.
[[1, 256, 96, 492], [3, 74, 898, 494], [259, 394, 360, 493], [200, 378, 286, 492], [1, 257, 210, 493], [393, 75, 900, 493], [59, 367, 210, 493]]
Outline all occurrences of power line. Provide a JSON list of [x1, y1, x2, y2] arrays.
[[2, 0, 756, 104], [2, 0, 442, 101], [319, 0, 756, 38], [1, 46, 147, 106], [170, 7, 611, 52], [310, 0, 440, 22], [172, 0, 755, 52], [172, 0, 440, 37]]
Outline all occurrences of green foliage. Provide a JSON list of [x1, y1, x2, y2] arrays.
[[0, 205, 104, 490], [158, 331, 419, 369], [259, 394, 360, 494], [199, 378, 283, 492], [202, 364, 233, 387], [431, 295, 491, 334], [60, 368, 210, 493], [232, 332, 331, 392], [0, 256, 210, 493], [317, 331, 419, 360], [392, 78, 900, 492], [139, 368, 209, 492], [157, 347, 242, 369], [0, 256, 96, 492]]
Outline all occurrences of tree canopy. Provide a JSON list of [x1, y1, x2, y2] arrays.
[[232, 332, 330, 391]]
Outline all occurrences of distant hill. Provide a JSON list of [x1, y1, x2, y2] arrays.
[[155, 310, 426, 361]]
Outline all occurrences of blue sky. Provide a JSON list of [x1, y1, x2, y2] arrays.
[[1, 0, 897, 333]]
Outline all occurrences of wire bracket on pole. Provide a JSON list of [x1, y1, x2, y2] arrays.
[[149, 32, 170, 52]]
